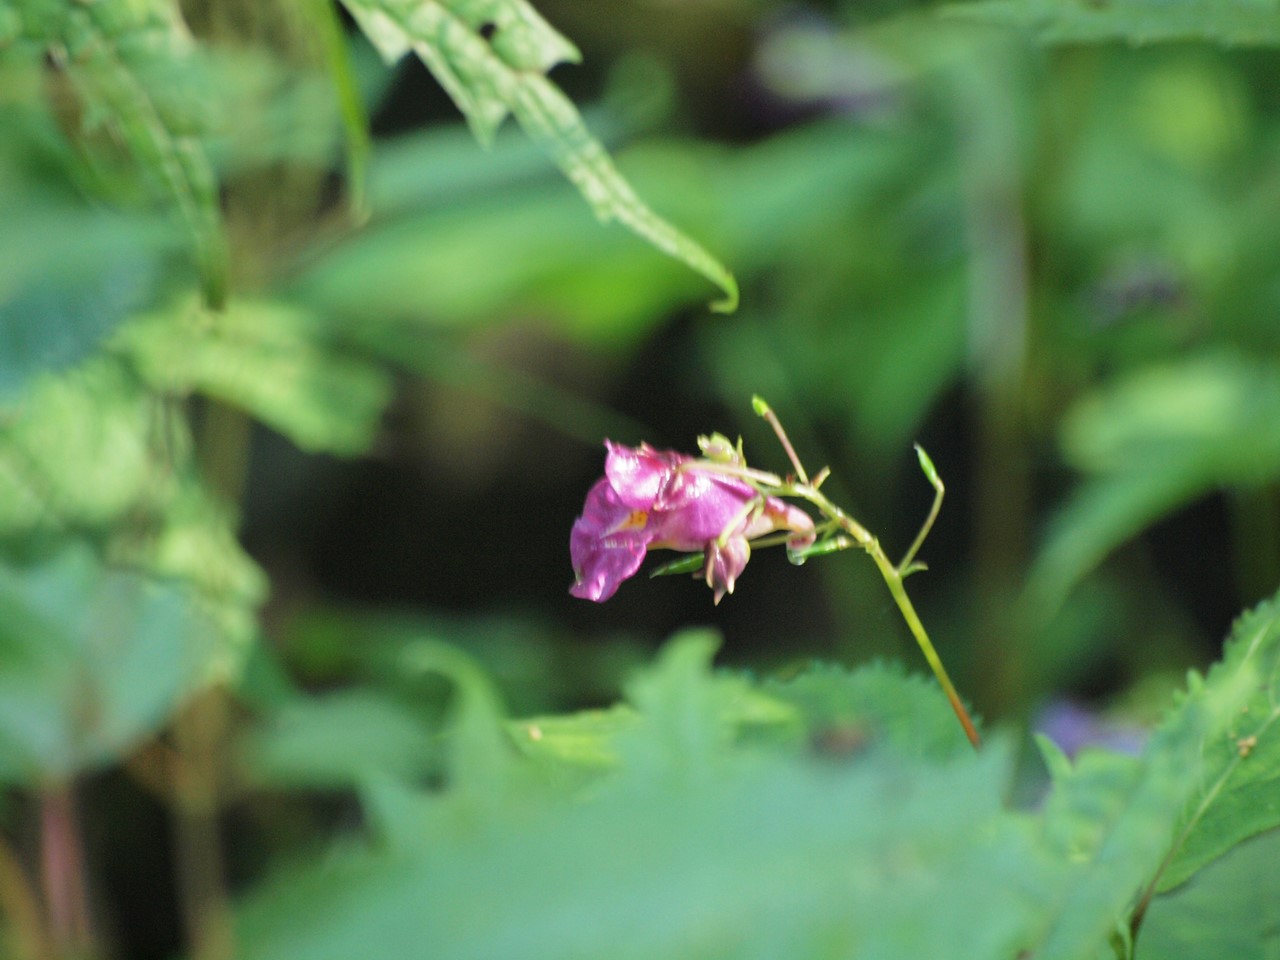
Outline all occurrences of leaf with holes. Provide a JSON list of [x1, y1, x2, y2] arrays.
[[340, 0, 737, 311]]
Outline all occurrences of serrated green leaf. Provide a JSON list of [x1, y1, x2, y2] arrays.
[[760, 660, 976, 760], [944, 0, 1280, 47], [0, 360, 181, 537], [1030, 689, 1213, 960], [1026, 589, 1280, 958], [0, 358, 266, 663], [235, 738, 1044, 960], [119, 297, 394, 455], [1151, 593, 1280, 891], [340, 0, 737, 311], [1028, 354, 1280, 615], [0, 545, 221, 783]]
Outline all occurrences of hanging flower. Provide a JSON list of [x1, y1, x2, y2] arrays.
[[569, 441, 814, 603]]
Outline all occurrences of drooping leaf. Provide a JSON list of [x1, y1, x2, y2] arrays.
[[339, 0, 737, 311], [0, 545, 221, 784], [944, 0, 1280, 47], [24, 0, 229, 305], [119, 297, 394, 455]]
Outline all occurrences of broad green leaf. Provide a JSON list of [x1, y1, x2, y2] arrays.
[[0, 546, 220, 783], [236, 738, 1043, 960], [0, 358, 266, 661], [1029, 675, 1226, 960], [1137, 829, 1280, 960], [1028, 354, 1280, 615], [0, 146, 165, 399], [944, 0, 1280, 47], [340, 0, 737, 311], [27, 0, 229, 306], [513, 630, 795, 788], [0, 81, 173, 398], [119, 297, 394, 456], [1150, 593, 1280, 891], [1028, 589, 1280, 958]]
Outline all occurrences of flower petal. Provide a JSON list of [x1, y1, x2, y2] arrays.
[[570, 478, 652, 602], [705, 536, 751, 605], [604, 441, 685, 509]]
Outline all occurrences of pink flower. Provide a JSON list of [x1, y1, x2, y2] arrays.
[[570, 441, 815, 603]]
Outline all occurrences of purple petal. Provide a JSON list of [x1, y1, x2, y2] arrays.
[[604, 442, 685, 509], [648, 470, 758, 548], [569, 478, 652, 602]]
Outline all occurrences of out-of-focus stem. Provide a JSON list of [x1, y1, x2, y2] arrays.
[[172, 692, 234, 960], [0, 829, 54, 960], [39, 782, 94, 958]]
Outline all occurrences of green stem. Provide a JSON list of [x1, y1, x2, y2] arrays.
[[866, 545, 981, 749], [764, 480, 980, 749]]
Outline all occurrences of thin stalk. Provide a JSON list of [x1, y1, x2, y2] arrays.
[[39, 782, 94, 958], [754, 397, 808, 485], [0, 828, 54, 960], [752, 398, 979, 748], [866, 545, 982, 748], [898, 445, 944, 576]]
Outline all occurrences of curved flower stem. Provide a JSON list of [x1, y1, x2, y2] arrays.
[[786, 482, 982, 750], [753, 398, 980, 749]]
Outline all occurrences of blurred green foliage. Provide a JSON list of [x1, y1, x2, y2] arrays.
[[3, 0, 1280, 957]]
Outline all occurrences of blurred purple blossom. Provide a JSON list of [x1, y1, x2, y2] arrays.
[[1035, 700, 1148, 758], [570, 441, 814, 604]]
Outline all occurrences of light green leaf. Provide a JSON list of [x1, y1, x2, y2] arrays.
[[236, 738, 1042, 960], [943, 0, 1280, 47], [0, 360, 181, 536], [1151, 594, 1280, 891], [1029, 589, 1280, 958], [1138, 829, 1280, 960], [119, 297, 394, 455], [0, 546, 221, 783], [1028, 353, 1280, 615], [239, 689, 439, 789], [340, 0, 737, 311], [0, 358, 266, 663]]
